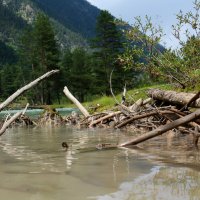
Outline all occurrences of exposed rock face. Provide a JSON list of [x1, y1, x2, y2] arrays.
[[18, 3, 35, 24]]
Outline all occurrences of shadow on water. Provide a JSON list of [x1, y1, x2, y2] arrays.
[[0, 126, 199, 200]]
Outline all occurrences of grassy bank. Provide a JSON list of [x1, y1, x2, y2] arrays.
[[8, 83, 196, 111], [84, 84, 173, 112], [51, 84, 173, 112]]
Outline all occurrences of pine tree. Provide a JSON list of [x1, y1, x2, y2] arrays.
[[19, 13, 60, 104], [33, 13, 59, 73], [91, 10, 124, 95], [61, 48, 94, 102]]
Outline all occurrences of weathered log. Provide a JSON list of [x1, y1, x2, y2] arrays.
[[129, 98, 143, 112], [63, 86, 90, 117], [119, 108, 200, 147], [142, 98, 153, 105], [0, 70, 59, 111], [148, 89, 200, 108], [180, 91, 200, 111], [89, 111, 121, 128], [115, 110, 174, 129]]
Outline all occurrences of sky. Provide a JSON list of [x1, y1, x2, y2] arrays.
[[87, 0, 195, 48]]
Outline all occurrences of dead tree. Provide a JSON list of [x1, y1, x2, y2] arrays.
[[0, 70, 59, 111], [63, 86, 90, 117]]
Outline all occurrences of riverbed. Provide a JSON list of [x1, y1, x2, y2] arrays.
[[0, 126, 199, 200]]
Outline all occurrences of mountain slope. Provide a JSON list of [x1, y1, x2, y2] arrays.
[[0, 40, 17, 66], [0, 1, 27, 45], [0, 0, 100, 49], [32, 0, 100, 38]]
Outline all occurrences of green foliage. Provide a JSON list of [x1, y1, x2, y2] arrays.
[[0, 41, 18, 67], [0, 64, 22, 98], [91, 10, 132, 95], [121, 0, 200, 89], [153, 37, 200, 89], [154, 0, 200, 89], [119, 15, 164, 80], [33, 13, 60, 72], [19, 13, 60, 104], [61, 47, 95, 102]]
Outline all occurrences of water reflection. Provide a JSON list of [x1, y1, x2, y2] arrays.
[[65, 149, 77, 170], [94, 166, 161, 200], [0, 127, 200, 200], [97, 166, 200, 200]]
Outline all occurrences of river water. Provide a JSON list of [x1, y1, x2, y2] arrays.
[[0, 108, 77, 119], [0, 126, 200, 200]]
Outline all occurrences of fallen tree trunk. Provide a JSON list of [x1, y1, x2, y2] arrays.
[[148, 89, 200, 108], [63, 86, 90, 117], [0, 70, 59, 111], [119, 108, 200, 147]]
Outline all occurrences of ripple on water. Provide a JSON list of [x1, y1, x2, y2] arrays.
[[0, 127, 200, 200]]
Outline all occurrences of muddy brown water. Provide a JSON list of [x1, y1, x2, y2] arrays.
[[0, 126, 200, 200]]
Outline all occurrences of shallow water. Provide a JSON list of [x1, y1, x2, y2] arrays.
[[0, 127, 200, 200], [0, 108, 77, 119]]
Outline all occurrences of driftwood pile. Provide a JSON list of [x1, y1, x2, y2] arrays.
[[37, 107, 63, 126], [0, 69, 200, 149], [63, 87, 200, 148]]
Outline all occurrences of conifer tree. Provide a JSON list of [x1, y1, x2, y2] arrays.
[[20, 13, 60, 104], [61, 48, 94, 102], [91, 10, 124, 95]]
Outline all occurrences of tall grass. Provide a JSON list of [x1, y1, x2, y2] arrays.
[[51, 84, 173, 111]]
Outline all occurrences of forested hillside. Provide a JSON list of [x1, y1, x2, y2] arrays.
[[32, 0, 100, 38], [0, 1, 27, 45], [0, 0, 99, 49], [0, 41, 17, 66], [0, 0, 101, 103]]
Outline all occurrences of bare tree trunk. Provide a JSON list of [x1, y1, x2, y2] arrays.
[[148, 89, 200, 108], [63, 86, 90, 117], [119, 108, 200, 147], [0, 70, 59, 111]]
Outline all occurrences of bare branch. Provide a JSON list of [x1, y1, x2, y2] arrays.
[[0, 70, 59, 111], [63, 86, 90, 117], [0, 112, 22, 136]]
